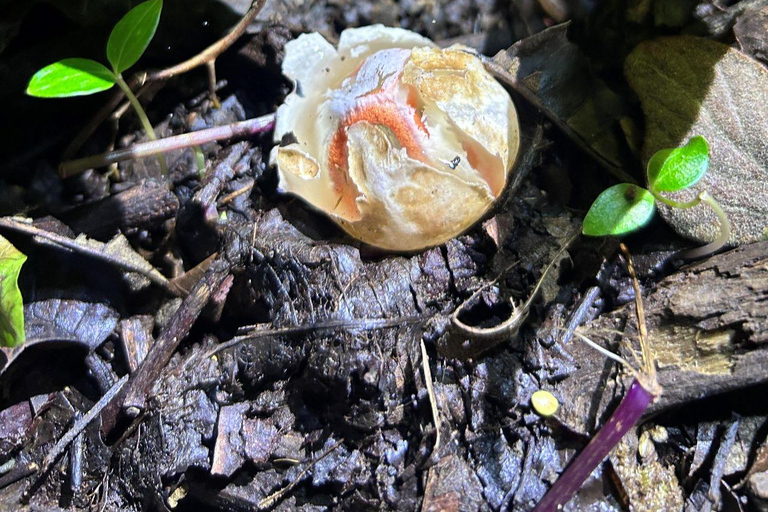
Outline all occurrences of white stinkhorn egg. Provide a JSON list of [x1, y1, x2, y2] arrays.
[[270, 25, 520, 251]]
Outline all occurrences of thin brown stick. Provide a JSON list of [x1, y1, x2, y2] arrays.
[[257, 439, 345, 510], [0, 217, 177, 295], [121, 259, 230, 414], [147, 0, 266, 82], [63, 0, 267, 160], [218, 181, 255, 205], [620, 243, 660, 394], [21, 376, 128, 503], [206, 60, 220, 108]]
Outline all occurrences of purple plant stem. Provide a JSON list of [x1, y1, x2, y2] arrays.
[[533, 378, 656, 512], [59, 113, 276, 177]]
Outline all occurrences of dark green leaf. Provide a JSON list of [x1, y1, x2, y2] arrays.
[[583, 184, 656, 236], [107, 0, 163, 74], [26, 59, 115, 98], [647, 136, 710, 193], [0, 235, 26, 348]]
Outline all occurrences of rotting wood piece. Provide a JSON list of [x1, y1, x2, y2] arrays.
[[100, 257, 231, 436], [62, 180, 179, 240], [119, 316, 154, 373], [549, 241, 768, 434]]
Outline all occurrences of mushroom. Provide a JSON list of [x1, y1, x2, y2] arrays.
[[270, 25, 520, 251]]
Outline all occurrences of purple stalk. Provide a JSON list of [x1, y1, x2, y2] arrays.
[[533, 378, 656, 512], [59, 113, 276, 177]]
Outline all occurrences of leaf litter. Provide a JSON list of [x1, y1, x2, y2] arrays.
[[1, 2, 768, 511]]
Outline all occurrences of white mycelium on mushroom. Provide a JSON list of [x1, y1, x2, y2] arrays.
[[270, 25, 520, 251]]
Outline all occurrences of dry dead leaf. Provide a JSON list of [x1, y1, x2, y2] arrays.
[[626, 35, 768, 245]]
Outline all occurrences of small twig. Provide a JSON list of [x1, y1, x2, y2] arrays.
[[63, 0, 267, 160], [60, 114, 275, 177], [204, 315, 427, 360], [257, 439, 345, 510], [99, 260, 229, 436], [0, 217, 177, 295], [219, 181, 255, 206], [420, 339, 442, 453], [572, 332, 633, 370], [148, 0, 266, 82], [722, 479, 745, 512], [21, 376, 128, 504], [0, 461, 37, 491], [621, 243, 658, 390], [119, 259, 230, 415], [206, 61, 220, 108]]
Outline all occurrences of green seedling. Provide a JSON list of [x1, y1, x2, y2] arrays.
[[0, 235, 27, 348], [27, 0, 165, 170], [583, 136, 731, 259]]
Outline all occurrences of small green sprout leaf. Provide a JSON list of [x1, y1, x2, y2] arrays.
[[583, 183, 656, 236], [0, 235, 27, 348], [26, 59, 115, 98], [647, 135, 709, 193], [107, 0, 163, 74]]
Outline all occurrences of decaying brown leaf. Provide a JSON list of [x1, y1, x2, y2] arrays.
[[488, 23, 637, 183], [735, 5, 768, 64], [625, 36, 768, 245]]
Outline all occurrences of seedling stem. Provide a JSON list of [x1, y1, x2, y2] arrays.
[[650, 188, 732, 260], [583, 136, 731, 260], [114, 73, 168, 173]]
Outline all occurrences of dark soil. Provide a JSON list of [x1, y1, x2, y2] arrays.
[[1, 1, 767, 511]]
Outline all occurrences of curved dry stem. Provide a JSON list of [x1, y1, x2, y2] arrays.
[[147, 0, 266, 82], [451, 231, 579, 340]]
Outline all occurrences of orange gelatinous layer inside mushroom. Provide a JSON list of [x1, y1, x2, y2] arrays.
[[327, 58, 431, 220]]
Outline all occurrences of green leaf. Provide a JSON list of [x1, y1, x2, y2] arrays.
[[0, 235, 26, 348], [26, 59, 115, 98], [107, 0, 163, 74], [583, 184, 656, 236], [647, 135, 709, 193]]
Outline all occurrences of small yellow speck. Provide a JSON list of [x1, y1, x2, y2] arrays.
[[531, 390, 559, 417]]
